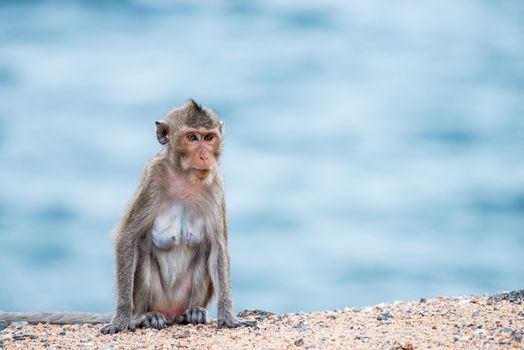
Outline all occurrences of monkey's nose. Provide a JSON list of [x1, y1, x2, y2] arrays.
[[199, 153, 209, 162]]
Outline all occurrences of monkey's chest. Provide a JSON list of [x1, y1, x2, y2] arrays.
[[151, 202, 205, 250]]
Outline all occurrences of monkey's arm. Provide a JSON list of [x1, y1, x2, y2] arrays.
[[208, 203, 256, 328], [101, 177, 156, 334], [100, 234, 139, 334]]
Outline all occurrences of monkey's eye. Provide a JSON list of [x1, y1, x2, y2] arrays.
[[204, 134, 214, 141], [187, 133, 197, 142]]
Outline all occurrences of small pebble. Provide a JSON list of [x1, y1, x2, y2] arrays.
[[376, 312, 394, 321], [400, 341, 414, 350], [174, 329, 191, 339], [459, 299, 471, 306], [474, 328, 485, 336], [237, 309, 275, 319], [294, 338, 305, 346], [454, 336, 470, 342], [12, 333, 38, 341], [355, 334, 369, 341], [11, 321, 28, 329], [500, 327, 513, 334]]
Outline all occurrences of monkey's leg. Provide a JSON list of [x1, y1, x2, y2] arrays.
[[132, 255, 170, 330], [135, 311, 167, 330]]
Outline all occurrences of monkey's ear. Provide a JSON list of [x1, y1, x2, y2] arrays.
[[219, 121, 225, 134], [155, 121, 169, 145]]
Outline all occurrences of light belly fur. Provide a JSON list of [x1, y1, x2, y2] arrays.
[[148, 246, 194, 321], [136, 201, 208, 321]]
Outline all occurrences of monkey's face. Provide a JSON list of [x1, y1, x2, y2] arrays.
[[156, 100, 224, 179], [177, 127, 222, 172]]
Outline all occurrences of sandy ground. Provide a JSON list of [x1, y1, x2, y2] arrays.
[[1, 291, 522, 349]]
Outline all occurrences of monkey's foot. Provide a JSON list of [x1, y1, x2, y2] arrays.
[[217, 317, 256, 328], [181, 307, 208, 324], [100, 319, 136, 334], [136, 312, 167, 330]]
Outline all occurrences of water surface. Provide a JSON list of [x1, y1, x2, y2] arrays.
[[0, 0, 523, 314]]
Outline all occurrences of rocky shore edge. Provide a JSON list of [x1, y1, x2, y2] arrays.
[[1, 290, 522, 349]]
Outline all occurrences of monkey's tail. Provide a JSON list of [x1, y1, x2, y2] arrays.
[[0, 312, 113, 324]]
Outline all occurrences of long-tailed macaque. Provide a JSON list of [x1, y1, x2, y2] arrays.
[[0, 100, 254, 333], [100, 99, 254, 334]]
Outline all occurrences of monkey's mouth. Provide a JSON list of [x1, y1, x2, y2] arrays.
[[191, 169, 211, 180], [192, 162, 214, 171], [191, 167, 212, 173]]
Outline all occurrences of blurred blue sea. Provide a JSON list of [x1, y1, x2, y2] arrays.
[[0, 0, 523, 314]]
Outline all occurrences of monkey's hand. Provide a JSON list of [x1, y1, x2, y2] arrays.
[[217, 316, 256, 328], [100, 315, 136, 334]]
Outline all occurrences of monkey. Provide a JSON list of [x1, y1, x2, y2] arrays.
[[0, 100, 255, 333], [99, 99, 255, 334]]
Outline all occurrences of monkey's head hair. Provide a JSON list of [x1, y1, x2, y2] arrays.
[[165, 99, 223, 133]]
